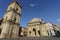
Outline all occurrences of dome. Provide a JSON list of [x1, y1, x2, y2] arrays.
[[30, 18, 42, 23]]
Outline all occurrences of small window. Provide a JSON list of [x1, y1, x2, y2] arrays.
[[14, 18, 16, 22], [29, 31, 31, 34], [38, 31, 41, 35], [16, 8, 18, 11], [16, 7, 18, 11], [47, 31, 49, 36], [33, 28, 36, 31], [50, 31, 52, 35]]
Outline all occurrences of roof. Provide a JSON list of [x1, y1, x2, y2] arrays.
[[29, 18, 42, 23], [53, 24, 60, 31], [9, 0, 22, 8]]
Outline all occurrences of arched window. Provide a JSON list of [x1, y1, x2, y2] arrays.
[[47, 31, 49, 36], [50, 30, 52, 36], [16, 7, 18, 11], [15, 6, 18, 11], [33, 28, 36, 35], [14, 17, 16, 22], [38, 30, 41, 35], [56, 31, 60, 36], [29, 31, 31, 34]]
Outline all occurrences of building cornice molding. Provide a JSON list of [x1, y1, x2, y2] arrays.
[[8, 1, 22, 8], [2, 20, 20, 26], [5, 9, 21, 16]]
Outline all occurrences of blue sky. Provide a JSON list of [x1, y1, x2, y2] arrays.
[[0, 0, 60, 27]]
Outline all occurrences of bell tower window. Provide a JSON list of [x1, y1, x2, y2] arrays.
[[16, 8, 18, 11], [14, 18, 16, 22]]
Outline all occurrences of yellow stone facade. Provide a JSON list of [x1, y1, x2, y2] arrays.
[[27, 18, 56, 37], [19, 27, 27, 37], [0, 0, 60, 38], [0, 1, 22, 38], [27, 18, 60, 37]]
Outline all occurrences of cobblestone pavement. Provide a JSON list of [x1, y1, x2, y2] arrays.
[[0, 36, 60, 40]]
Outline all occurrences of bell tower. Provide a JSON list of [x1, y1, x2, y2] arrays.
[[0, 0, 22, 38]]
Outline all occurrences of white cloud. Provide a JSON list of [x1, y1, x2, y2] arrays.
[[30, 4, 35, 7]]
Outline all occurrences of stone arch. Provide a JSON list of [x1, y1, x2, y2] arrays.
[[33, 28, 36, 35]]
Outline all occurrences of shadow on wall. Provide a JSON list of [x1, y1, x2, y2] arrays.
[[53, 30, 60, 37]]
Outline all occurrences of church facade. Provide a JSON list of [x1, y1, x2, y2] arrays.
[[0, 0, 60, 38], [27, 18, 60, 37]]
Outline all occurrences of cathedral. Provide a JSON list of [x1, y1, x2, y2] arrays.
[[0, 0, 60, 38]]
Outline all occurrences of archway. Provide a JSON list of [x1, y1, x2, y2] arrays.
[[33, 28, 36, 35]]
